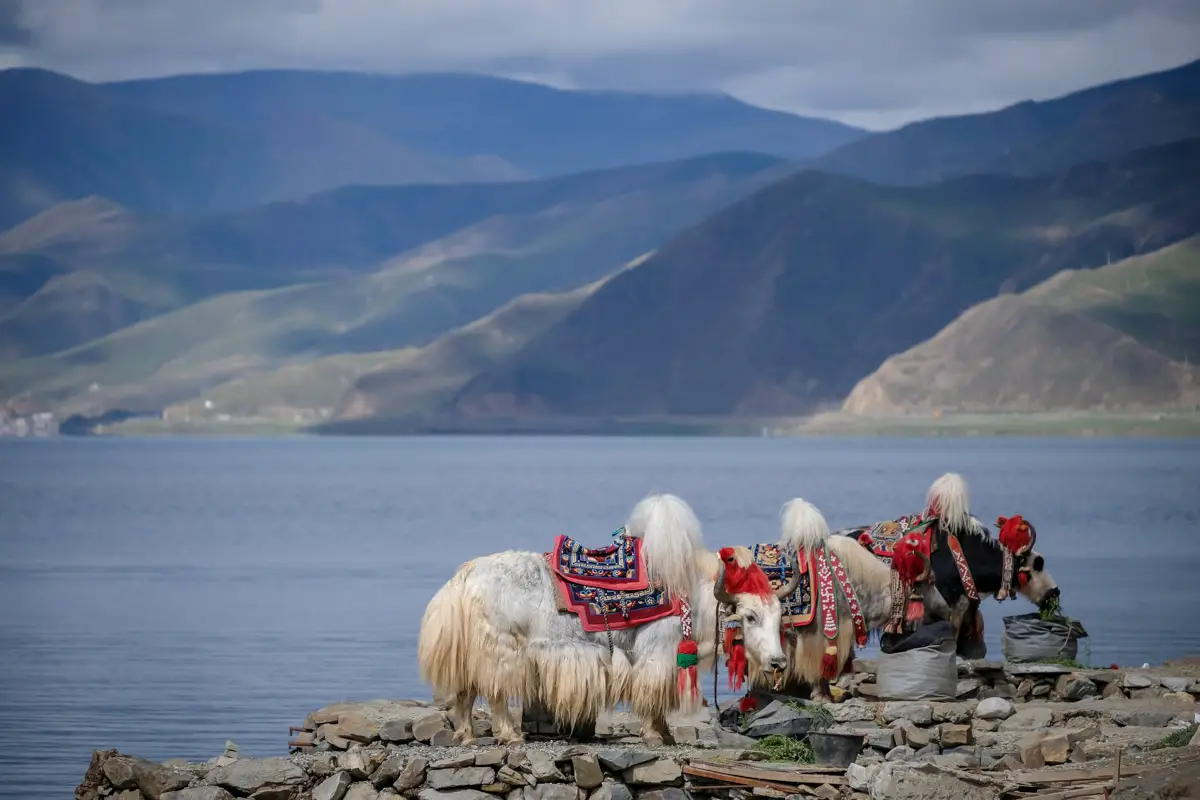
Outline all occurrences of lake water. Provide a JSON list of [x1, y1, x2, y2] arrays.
[[1, 435, 1198, 797]]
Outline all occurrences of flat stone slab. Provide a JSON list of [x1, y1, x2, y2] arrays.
[[1005, 664, 1075, 676]]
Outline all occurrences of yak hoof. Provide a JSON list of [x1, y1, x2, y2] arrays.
[[497, 732, 525, 745], [454, 731, 478, 746]]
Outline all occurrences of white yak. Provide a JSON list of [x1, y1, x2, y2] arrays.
[[417, 493, 798, 745], [742, 498, 948, 702]]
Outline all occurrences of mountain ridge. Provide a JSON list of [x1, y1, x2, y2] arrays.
[[812, 58, 1200, 185], [447, 138, 1200, 419], [0, 66, 861, 230]]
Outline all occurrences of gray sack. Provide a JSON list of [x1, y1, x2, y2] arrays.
[[1001, 613, 1089, 664], [874, 635, 958, 701]]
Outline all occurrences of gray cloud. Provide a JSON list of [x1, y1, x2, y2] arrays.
[[4, 0, 1199, 129]]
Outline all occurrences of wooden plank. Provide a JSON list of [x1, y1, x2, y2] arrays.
[[690, 760, 845, 778], [1009, 756, 1200, 786], [684, 764, 846, 789], [1032, 784, 1110, 800]]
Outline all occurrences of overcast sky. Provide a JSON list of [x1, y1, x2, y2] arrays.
[[2, 0, 1198, 130]]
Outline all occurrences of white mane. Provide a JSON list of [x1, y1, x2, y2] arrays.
[[779, 498, 831, 555], [624, 492, 704, 598], [927, 472, 971, 533]]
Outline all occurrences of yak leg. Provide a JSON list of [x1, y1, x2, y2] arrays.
[[642, 715, 676, 746], [488, 694, 523, 745], [452, 691, 477, 745], [810, 679, 834, 704]]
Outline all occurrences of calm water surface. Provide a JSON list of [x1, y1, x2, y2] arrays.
[[1, 436, 1198, 797]]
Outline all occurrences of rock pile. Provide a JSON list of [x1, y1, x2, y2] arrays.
[[77, 740, 720, 800], [845, 660, 1200, 706], [74, 665, 1200, 800]]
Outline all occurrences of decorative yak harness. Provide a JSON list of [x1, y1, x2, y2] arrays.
[[546, 527, 789, 703], [850, 510, 1038, 646], [722, 541, 870, 689], [849, 516, 935, 635]]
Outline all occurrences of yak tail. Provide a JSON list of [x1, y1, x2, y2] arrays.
[[779, 498, 831, 556], [927, 472, 970, 532], [417, 562, 477, 697], [625, 493, 704, 599]]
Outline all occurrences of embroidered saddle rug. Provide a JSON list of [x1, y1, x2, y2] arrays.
[[546, 533, 680, 633], [749, 543, 816, 627], [838, 514, 928, 566]]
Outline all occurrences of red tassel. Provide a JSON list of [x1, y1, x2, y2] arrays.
[[677, 665, 699, 699], [727, 643, 747, 691], [821, 644, 839, 681], [738, 695, 759, 713]]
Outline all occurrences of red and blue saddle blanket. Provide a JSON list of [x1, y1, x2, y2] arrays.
[[749, 544, 816, 627], [839, 514, 932, 566], [546, 534, 680, 632]]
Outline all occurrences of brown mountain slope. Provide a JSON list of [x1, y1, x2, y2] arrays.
[[842, 238, 1200, 414], [448, 139, 1200, 419]]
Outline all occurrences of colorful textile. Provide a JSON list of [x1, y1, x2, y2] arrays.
[[547, 532, 680, 632], [750, 543, 815, 627], [946, 534, 980, 602], [551, 573, 681, 632], [548, 533, 650, 591], [847, 514, 929, 565]]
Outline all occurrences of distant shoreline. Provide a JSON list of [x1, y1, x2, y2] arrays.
[[81, 410, 1200, 438]]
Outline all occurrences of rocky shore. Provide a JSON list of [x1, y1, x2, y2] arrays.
[[75, 662, 1200, 800]]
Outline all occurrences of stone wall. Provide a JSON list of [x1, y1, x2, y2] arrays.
[[74, 664, 1200, 800], [77, 740, 717, 800]]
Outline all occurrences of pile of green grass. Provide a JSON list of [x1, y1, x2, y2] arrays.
[[1151, 723, 1198, 750], [783, 699, 834, 731], [752, 735, 814, 763]]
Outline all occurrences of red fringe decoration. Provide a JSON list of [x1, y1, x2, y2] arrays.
[[891, 534, 928, 585], [726, 643, 747, 691], [676, 639, 700, 700], [738, 695, 759, 713], [997, 515, 1033, 554], [821, 644, 839, 681]]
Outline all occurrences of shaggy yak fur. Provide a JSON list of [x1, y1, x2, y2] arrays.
[[417, 493, 795, 746], [920, 473, 1061, 647], [744, 498, 951, 703]]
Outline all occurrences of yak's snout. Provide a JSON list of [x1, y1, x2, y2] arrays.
[[763, 655, 787, 673]]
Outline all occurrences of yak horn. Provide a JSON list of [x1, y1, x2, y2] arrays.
[[917, 550, 933, 582], [713, 561, 734, 606], [1028, 524, 1037, 553], [775, 559, 802, 599]]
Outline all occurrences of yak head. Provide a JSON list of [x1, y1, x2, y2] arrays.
[[713, 546, 798, 680], [998, 515, 1060, 610]]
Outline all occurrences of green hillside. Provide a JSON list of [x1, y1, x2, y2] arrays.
[[841, 238, 1200, 414], [157, 272, 614, 428], [447, 139, 1200, 419], [0, 153, 785, 415], [813, 58, 1200, 185], [0, 153, 786, 360]]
